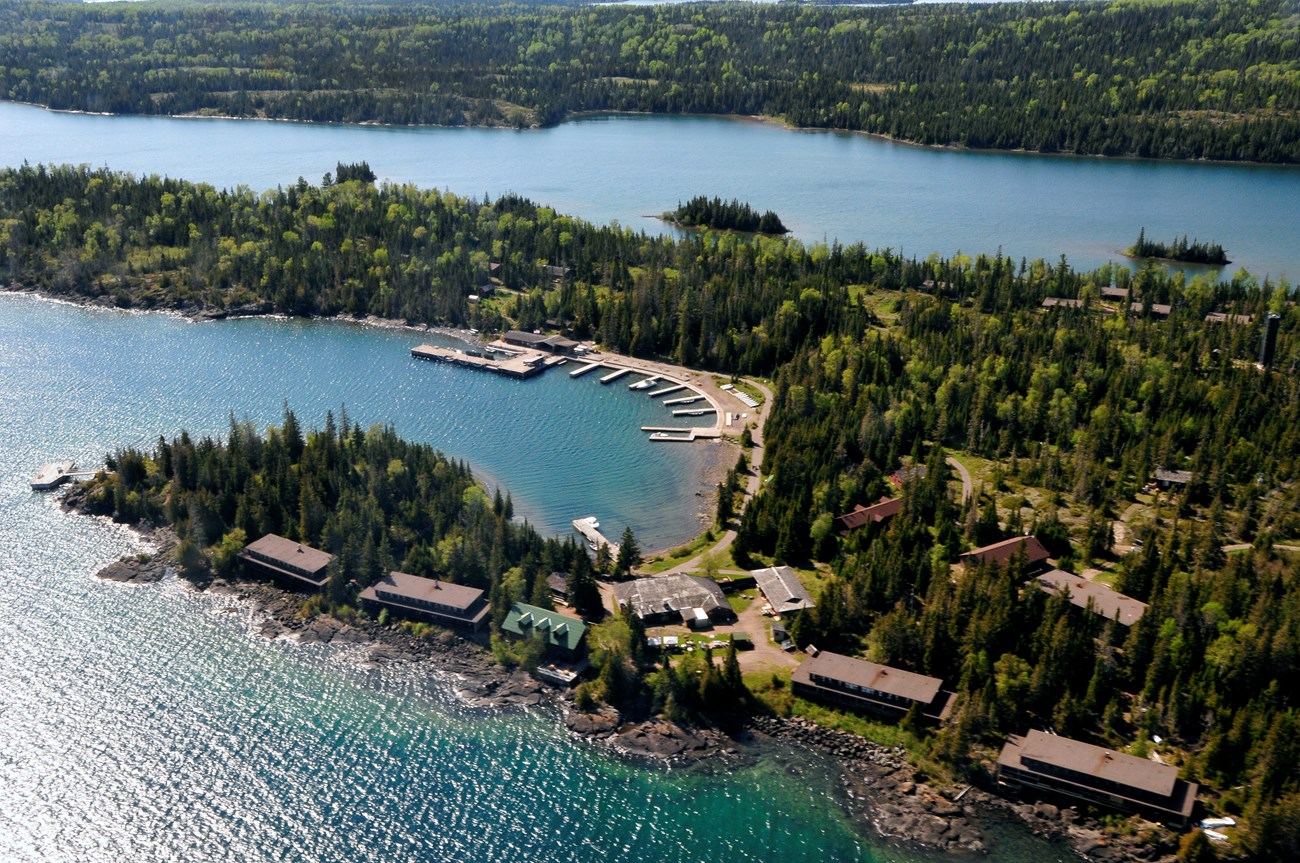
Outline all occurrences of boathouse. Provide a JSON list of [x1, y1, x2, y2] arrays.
[[238, 534, 334, 589], [613, 574, 735, 626], [358, 571, 489, 632], [961, 535, 1051, 574], [997, 730, 1198, 825], [791, 651, 955, 722], [834, 497, 902, 534], [503, 330, 579, 356], [1034, 570, 1147, 627], [752, 565, 816, 613]]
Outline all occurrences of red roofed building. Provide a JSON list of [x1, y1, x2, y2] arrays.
[[961, 535, 1051, 573], [835, 497, 902, 534]]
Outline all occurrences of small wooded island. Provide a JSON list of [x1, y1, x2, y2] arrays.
[[665, 196, 787, 235], [1127, 228, 1229, 266]]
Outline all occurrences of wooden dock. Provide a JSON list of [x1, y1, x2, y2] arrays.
[[648, 384, 686, 398], [600, 368, 632, 385], [641, 426, 723, 441], [672, 407, 716, 417], [411, 344, 546, 379], [663, 395, 701, 406], [30, 461, 77, 490], [572, 516, 620, 557], [569, 362, 601, 378]]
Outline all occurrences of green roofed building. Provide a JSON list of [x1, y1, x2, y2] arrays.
[[502, 603, 587, 654]]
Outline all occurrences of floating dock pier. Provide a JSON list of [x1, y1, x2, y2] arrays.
[[599, 368, 632, 385], [30, 461, 78, 490], [672, 407, 716, 417], [569, 362, 601, 378], [572, 516, 620, 557], [641, 426, 723, 442], [663, 395, 701, 406], [648, 384, 686, 398], [411, 344, 546, 379]]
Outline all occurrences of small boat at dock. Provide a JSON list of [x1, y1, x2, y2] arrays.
[[628, 377, 660, 390]]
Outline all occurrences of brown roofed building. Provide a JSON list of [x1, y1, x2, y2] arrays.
[[1042, 297, 1085, 309], [1100, 287, 1129, 301], [1131, 301, 1172, 318], [358, 571, 489, 632], [613, 574, 736, 625], [238, 534, 334, 589], [791, 651, 955, 722], [1153, 469, 1193, 490], [1204, 312, 1253, 325], [997, 730, 1198, 824], [1034, 570, 1148, 627], [835, 497, 902, 534], [503, 330, 579, 356], [961, 535, 1051, 573]]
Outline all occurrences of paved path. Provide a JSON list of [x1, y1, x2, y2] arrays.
[[946, 454, 974, 504], [669, 378, 772, 574]]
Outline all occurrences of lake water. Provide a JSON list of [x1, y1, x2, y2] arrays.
[[2, 101, 1296, 278], [0, 294, 1074, 863]]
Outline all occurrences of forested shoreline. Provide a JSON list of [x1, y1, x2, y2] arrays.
[[7, 163, 1300, 854], [2, 0, 1299, 162]]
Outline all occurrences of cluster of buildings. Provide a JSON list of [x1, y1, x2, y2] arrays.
[[237, 533, 588, 680]]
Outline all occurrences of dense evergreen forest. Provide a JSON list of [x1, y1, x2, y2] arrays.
[[667, 196, 786, 235], [7, 164, 1300, 852], [75, 409, 606, 629], [1130, 227, 1230, 266], [3, 0, 1300, 162]]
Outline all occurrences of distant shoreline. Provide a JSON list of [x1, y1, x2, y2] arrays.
[[6, 98, 1294, 170]]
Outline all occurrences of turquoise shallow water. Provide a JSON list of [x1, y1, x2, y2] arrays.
[[2, 101, 1296, 277], [0, 295, 1076, 863]]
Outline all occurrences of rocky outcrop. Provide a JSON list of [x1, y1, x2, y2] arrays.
[[747, 715, 989, 855]]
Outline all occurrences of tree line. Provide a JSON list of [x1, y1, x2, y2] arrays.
[[2, 0, 1299, 162], [7, 163, 1300, 848]]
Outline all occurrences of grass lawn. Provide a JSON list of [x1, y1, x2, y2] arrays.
[[641, 531, 718, 573]]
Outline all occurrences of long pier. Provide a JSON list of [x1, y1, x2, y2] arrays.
[[641, 426, 723, 442], [672, 407, 716, 417], [411, 344, 545, 379], [663, 395, 701, 406], [572, 516, 620, 557], [600, 368, 632, 385], [648, 384, 686, 398], [569, 362, 601, 378]]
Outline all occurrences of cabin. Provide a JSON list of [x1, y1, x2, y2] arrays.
[[791, 651, 955, 722], [502, 603, 587, 654], [961, 535, 1051, 574], [751, 565, 816, 613], [887, 464, 927, 489], [358, 571, 489, 632], [1153, 469, 1193, 491], [835, 497, 902, 534], [1204, 312, 1253, 325], [503, 330, 579, 356], [613, 574, 735, 626], [546, 572, 570, 603], [1042, 297, 1085, 309], [1131, 301, 1172, 318], [1100, 287, 1129, 301], [1034, 570, 1147, 627], [237, 534, 334, 590], [543, 264, 570, 280], [997, 730, 1198, 825]]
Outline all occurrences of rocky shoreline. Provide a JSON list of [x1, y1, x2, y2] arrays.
[[64, 490, 1176, 863]]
